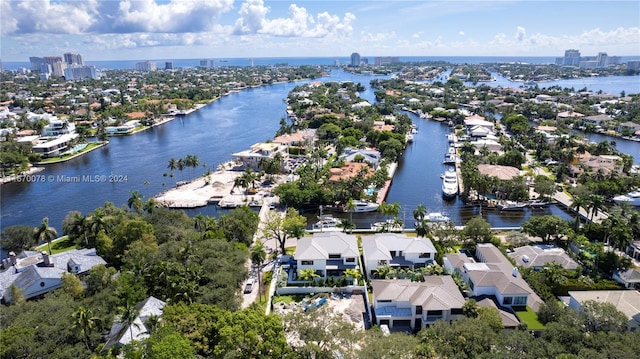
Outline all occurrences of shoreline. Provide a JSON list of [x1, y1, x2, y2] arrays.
[[36, 141, 108, 165]]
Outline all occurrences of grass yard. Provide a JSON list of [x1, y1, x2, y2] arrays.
[[35, 236, 77, 254], [514, 306, 546, 330]]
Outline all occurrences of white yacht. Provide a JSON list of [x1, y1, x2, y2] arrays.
[[425, 212, 450, 222], [613, 189, 640, 206], [441, 169, 458, 198], [348, 200, 380, 212], [312, 215, 341, 231]]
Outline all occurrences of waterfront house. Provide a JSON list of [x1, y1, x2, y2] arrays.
[[0, 248, 106, 304], [583, 114, 613, 128], [104, 296, 167, 348], [328, 162, 374, 183], [232, 142, 288, 171], [625, 240, 640, 262], [294, 232, 359, 279], [42, 118, 75, 137], [508, 245, 580, 271], [32, 133, 78, 158], [106, 120, 139, 135], [613, 268, 640, 290], [571, 153, 624, 176], [464, 116, 494, 133], [371, 276, 466, 331], [272, 129, 317, 148], [568, 290, 640, 331], [338, 148, 381, 169], [445, 243, 543, 311], [362, 233, 437, 279], [477, 164, 520, 181]]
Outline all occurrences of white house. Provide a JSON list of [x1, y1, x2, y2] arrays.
[[445, 244, 542, 311], [371, 276, 466, 331], [294, 232, 359, 278], [104, 296, 167, 348], [0, 248, 106, 304], [613, 268, 640, 290], [362, 233, 437, 279], [231, 142, 288, 171], [508, 245, 580, 271], [339, 148, 381, 169]]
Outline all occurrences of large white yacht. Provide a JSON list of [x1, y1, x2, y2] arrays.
[[613, 189, 640, 206], [348, 200, 380, 212], [441, 169, 458, 198]]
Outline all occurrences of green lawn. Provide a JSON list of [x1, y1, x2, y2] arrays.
[[514, 306, 546, 330], [35, 236, 77, 254], [37, 142, 105, 164]]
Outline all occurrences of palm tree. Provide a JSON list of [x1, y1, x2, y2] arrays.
[[167, 158, 178, 175], [374, 264, 391, 279], [65, 212, 89, 246], [413, 204, 427, 223], [570, 195, 588, 230], [250, 242, 267, 299], [343, 268, 362, 285], [120, 302, 140, 343], [127, 190, 143, 213], [587, 194, 606, 223], [34, 217, 58, 255], [143, 198, 156, 214], [339, 218, 355, 234], [298, 268, 320, 286], [345, 198, 356, 226], [193, 214, 209, 237], [72, 306, 100, 350]]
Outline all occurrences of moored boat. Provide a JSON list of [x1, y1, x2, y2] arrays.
[[613, 189, 640, 206], [347, 200, 380, 213], [313, 215, 342, 231], [441, 169, 458, 198], [496, 200, 528, 211]]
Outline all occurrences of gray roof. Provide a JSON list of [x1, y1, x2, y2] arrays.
[[615, 268, 640, 283], [371, 276, 465, 310], [508, 245, 580, 270], [363, 233, 436, 262], [569, 290, 640, 322], [295, 232, 359, 260], [476, 298, 521, 328], [105, 296, 167, 348], [0, 248, 106, 302]]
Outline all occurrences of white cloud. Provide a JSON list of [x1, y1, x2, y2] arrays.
[[459, 31, 465, 36], [233, 0, 355, 38], [516, 26, 526, 42]]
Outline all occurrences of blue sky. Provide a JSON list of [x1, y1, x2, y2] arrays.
[[1, 0, 639, 61]]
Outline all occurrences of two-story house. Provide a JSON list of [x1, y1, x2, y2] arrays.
[[231, 142, 288, 171], [362, 233, 437, 279], [0, 248, 106, 304], [294, 232, 359, 278], [444, 244, 543, 311], [371, 276, 466, 331]]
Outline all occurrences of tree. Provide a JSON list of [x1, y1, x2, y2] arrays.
[[120, 301, 141, 344], [218, 206, 259, 246], [462, 298, 479, 318], [0, 225, 36, 253], [586, 193, 606, 223], [343, 268, 362, 285], [33, 217, 58, 255], [261, 208, 307, 255], [72, 306, 100, 351], [534, 175, 556, 201], [569, 195, 589, 230], [461, 216, 492, 245], [250, 242, 267, 299], [581, 300, 628, 333], [298, 268, 320, 285], [522, 215, 570, 245], [127, 190, 143, 214]]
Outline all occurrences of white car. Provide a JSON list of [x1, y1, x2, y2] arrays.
[[243, 278, 255, 294]]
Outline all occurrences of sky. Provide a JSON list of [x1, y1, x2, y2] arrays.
[[1, 0, 639, 62]]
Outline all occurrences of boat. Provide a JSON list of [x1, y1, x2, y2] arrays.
[[406, 134, 414, 143], [218, 199, 242, 208], [313, 215, 342, 231], [443, 153, 458, 165], [528, 199, 550, 209], [425, 212, 450, 222], [496, 200, 528, 211], [347, 200, 380, 213], [371, 219, 404, 232], [613, 189, 640, 206], [441, 169, 458, 198]]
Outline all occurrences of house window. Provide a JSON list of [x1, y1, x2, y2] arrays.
[[378, 300, 391, 303], [469, 281, 474, 290], [378, 260, 387, 266], [451, 308, 463, 315], [503, 296, 513, 305], [345, 257, 355, 263], [328, 254, 341, 259], [514, 296, 527, 305], [390, 251, 397, 257], [301, 260, 314, 265], [415, 306, 423, 315], [419, 252, 431, 258]]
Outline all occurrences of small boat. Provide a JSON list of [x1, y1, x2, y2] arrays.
[[347, 200, 380, 213], [441, 169, 458, 198], [371, 219, 404, 232], [613, 189, 640, 206], [406, 134, 414, 143], [425, 212, 450, 222], [443, 153, 458, 164], [496, 200, 528, 211], [313, 215, 341, 231], [528, 200, 550, 208], [218, 199, 241, 208]]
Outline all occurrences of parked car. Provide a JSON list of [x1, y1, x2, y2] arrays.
[[244, 278, 255, 294]]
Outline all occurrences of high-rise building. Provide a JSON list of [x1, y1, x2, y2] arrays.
[[350, 52, 361, 67], [64, 65, 98, 80], [165, 61, 173, 70], [135, 61, 156, 72], [199, 59, 208, 67], [563, 49, 581, 66], [374, 56, 399, 66], [29, 57, 44, 71], [627, 60, 640, 70], [64, 53, 84, 65], [596, 52, 608, 68]]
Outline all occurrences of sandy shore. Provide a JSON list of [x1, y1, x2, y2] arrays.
[[155, 169, 286, 208]]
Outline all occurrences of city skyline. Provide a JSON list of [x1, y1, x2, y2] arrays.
[[1, 0, 639, 62]]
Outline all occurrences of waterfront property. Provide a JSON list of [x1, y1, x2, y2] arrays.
[[362, 233, 437, 279], [294, 232, 359, 279], [612, 268, 640, 289], [0, 248, 106, 304], [444, 243, 543, 311], [231, 142, 288, 171], [31, 133, 78, 158], [371, 276, 466, 331], [508, 245, 580, 271], [104, 296, 167, 349]]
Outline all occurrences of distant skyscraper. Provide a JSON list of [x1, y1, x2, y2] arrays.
[[64, 53, 84, 65], [374, 56, 399, 66], [199, 59, 208, 67], [350, 52, 361, 67], [29, 56, 44, 71], [64, 65, 98, 80], [596, 52, 608, 67], [563, 49, 581, 66], [135, 61, 156, 72], [165, 61, 173, 70]]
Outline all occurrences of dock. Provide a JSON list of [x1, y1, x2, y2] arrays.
[[376, 162, 397, 204], [553, 191, 608, 224]]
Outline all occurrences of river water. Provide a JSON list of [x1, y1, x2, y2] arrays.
[[2, 69, 638, 232]]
